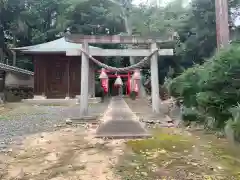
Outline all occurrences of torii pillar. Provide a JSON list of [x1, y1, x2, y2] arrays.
[[80, 41, 89, 117], [88, 60, 95, 98], [150, 42, 160, 113]]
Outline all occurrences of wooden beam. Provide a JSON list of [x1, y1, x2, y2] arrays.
[[66, 49, 173, 57], [65, 34, 173, 44]]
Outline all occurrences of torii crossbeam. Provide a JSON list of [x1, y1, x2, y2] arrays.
[[64, 34, 174, 117]]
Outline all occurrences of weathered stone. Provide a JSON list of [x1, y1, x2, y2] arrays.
[[45, 152, 58, 161], [95, 97, 151, 138], [65, 118, 72, 125]]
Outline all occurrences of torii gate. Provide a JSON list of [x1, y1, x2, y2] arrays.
[[64, 34, 174, 117]]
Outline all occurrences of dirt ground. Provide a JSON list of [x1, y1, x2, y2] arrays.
[[1, 100, 240, 180], [1, 126, 240, 180], [0, 126, 124, 180]]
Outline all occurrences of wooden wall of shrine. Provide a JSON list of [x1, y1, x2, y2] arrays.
[[33, 54, 81, 98]]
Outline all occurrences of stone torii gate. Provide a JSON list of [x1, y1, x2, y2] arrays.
[[64, 35, 173, 117]]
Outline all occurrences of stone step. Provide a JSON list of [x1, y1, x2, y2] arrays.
[[95, 97, 151, 139]]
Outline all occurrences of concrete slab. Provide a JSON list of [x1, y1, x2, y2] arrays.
[[95, 97, 151, 139], [22, 97, 101, 106]]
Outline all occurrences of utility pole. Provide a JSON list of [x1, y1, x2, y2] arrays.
[[215, 0, 230, 49]]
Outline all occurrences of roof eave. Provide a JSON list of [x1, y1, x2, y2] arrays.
[[20, 51, 67, 54]]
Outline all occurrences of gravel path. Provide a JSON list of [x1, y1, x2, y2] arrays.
[[0, 102, 109, 150]]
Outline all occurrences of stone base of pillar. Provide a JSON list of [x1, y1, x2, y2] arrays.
[[75, 95, 100, 104], [76, 95, 97, 99], [33, 95, 46, 100], [65, 96, 70, 100]]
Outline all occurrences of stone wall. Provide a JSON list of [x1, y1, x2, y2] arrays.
[[4, 87, 33, 102], [4, 72, 33, 88], [0, 71, 34, 102]]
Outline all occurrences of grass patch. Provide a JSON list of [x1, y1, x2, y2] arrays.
[[207, 143, 240, 178], [189, 130, 240, 178], [126, 131, 192, 153], [116, 128, 240, 179], [116, 129, 197, 180], [0, 116, 8, 120]]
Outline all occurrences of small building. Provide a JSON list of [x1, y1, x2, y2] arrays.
[[12, 38, 99, 99], [0, 63, 34, 102]]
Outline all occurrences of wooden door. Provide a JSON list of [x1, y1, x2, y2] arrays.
[[46, 60, 67, 98], [69, 59, 81, 97]]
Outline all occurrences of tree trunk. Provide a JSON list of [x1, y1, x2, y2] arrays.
[[122, 6, 146, 97]]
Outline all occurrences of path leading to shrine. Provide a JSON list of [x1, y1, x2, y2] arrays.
[[95, 97, 151, 138], [0, 98, 240, 179]]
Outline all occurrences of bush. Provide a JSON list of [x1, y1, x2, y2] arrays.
[[169, 45, 240, 128], [168, 65, 203, 107], [181, 106, 205, 123]]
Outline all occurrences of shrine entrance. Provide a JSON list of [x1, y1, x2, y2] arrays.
[[64, 34, 174, 138], [97, 69, 133, 96], [109, 77, 125, 96], [65, 34, 174, 117]]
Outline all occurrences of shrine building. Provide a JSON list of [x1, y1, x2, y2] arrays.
[[12, 37, 99, 99]]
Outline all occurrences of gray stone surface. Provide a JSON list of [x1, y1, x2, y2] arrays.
[[95, 97, 151, 138], [0, 102, 108, 150]]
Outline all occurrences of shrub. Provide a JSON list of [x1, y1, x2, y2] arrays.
[[181, 106, 205, 123], [168, 45, 240, 128], [168, 65, 203, 107]]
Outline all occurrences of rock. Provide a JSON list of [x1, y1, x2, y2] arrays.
[[63, 128, 72, 132], [140, 172, 148, 176], [7, 148, 13, 153], [65, 118, 72, 125], [159, 149, 167, 154], [40, 133, 47, 138], [67, 164, 73, 169], [45, 153, 58, 161]]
